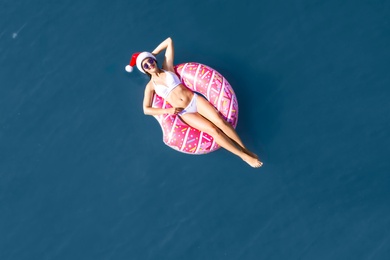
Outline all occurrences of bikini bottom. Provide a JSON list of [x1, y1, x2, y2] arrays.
[[178, 93, 198, 115]]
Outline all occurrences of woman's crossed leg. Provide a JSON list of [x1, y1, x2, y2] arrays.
[[180, 102, 262, 168]]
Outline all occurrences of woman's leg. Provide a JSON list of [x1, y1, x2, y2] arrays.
[[196, 95, 259, 158], [180, 112, 262, 168]]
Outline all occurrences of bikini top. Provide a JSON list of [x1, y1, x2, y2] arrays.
[[152, 70, 182, 99]]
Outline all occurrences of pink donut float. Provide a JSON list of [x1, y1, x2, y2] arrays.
[[152, 62, 239, 154]]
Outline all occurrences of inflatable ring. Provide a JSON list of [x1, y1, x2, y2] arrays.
[[152, 62, 239, 154]]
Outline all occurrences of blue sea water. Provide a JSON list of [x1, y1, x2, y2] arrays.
[[1, 0, 390, 259]]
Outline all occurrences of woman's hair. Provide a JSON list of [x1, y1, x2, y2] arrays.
[[145, 71, 152, 79]]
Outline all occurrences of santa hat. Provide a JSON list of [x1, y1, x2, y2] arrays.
[[125, 52, 156, 73]]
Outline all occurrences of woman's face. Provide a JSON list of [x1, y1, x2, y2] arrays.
[[142, 58, 157, 73]]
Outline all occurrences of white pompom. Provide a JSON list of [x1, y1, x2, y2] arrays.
[[125, 65, 133, 72]]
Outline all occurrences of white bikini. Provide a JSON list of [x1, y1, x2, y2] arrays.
[[152, 70, 181, 99], [152, 70, 198, 115]]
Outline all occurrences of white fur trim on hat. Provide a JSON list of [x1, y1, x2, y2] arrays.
[[136, 52, 156, 73]]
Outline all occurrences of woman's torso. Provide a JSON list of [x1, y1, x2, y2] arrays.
[[151, 70, 194, 107]]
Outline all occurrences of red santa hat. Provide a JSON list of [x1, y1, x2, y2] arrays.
[[125, 52, 156, 73]]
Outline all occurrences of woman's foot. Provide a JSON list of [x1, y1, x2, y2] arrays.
[[242, 153, 263, 168]]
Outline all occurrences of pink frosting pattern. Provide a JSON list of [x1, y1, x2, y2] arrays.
[[152, 62, 239, 154]]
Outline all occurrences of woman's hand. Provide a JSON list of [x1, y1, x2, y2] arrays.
[[167, 107, 184, 115]]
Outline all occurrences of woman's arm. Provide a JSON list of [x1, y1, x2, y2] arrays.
[[142, 82, 183, 115], [151, 37, 174, 72]]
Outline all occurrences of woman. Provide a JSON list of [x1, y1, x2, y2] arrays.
[[126, 37, 263, 168]]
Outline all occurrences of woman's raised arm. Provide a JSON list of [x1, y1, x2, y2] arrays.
[[151, 37, 175, 72]]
